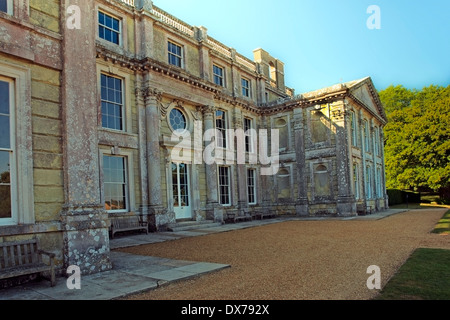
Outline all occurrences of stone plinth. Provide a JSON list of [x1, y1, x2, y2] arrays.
[[61, 206, 112, 275]]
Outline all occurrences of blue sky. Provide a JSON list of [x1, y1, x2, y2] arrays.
[[154, 0, 450, 94]]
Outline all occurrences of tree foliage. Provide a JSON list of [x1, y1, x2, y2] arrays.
[[379, 85, 450, 198]]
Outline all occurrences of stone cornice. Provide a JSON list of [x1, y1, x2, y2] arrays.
[[96, 46, 384, 124]]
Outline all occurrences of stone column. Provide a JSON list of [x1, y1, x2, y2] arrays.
[[144, 88, 167, 228], [359, 110, 368, 206], [380, 128, 389, 209], [233, 109, 248, 210], [259, 117, 273, 208], [332, 104, 356, 216], [135, 77, 150, 226], [60, 0, 111, 275], [293, 108, 308, 216], [202, 106, 221, 221]]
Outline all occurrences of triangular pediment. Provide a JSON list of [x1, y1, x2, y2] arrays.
[[347, 77, 387, 123]]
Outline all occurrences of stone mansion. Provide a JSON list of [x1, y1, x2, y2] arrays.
[[0, 0, 388, 275]]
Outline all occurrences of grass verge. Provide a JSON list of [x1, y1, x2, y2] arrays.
[[374, 248, 450, 300], [432, 210, 450, 235], [375, 210, 450, 300]]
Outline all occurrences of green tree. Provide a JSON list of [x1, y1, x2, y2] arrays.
[[379, 85, 450, 200]]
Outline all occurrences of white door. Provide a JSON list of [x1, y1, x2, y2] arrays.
[[172, 163, 192, 220]]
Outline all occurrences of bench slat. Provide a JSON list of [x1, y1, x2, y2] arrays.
[[2, 246, 8, 268], [9, 245, 16, 267], [30, 243, 36, 264], [0, 239, 56, 287], [0, 263, 52, 279], [16, 244, 22, 266], [23, 244, 29, 265]]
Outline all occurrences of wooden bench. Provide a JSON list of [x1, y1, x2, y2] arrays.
[[110, 216, 149, 239], [0, 239, 56, 287], [253, 209, 277, 220], [357, 204, 373, 216], [225, 211, 252, 224]]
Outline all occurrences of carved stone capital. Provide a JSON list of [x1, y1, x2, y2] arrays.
[[199, 105, 216, 115], [136, 87, 163, 102]]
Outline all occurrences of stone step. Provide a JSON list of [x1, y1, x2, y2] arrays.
[[167, 220, 222, 232]]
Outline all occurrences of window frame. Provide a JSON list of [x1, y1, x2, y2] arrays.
[[102, 155, 129, 213], [218, 165, 231, 206], [98, 10, 122, 46], [351, 111, 358, 147], [100, 73, 125, 132], [215, 109, 228, 149], [365, 165, 372, 199], [247, 168, 257, 205], [353, 163, 360, 200], [363, 120, 370, 153], [168, 40, 184, 68], [243, 117, 254, 153], [213, 64, 225, 87], [241, 77, 251, 98], [374, 126, 380, 156], [0, 77, 16, 225], [97, 63, 133, 134], [376, 166, 382, 198], [0, 0, 13, 15], [169, 107, 188, 133], [0, 62, 34, 227], [100, 148, 135, 214]]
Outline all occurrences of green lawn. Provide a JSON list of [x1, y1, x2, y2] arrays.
[[374, 248, 450, 300], [432, 210, 450, 235], [374, 210, 450, 300]]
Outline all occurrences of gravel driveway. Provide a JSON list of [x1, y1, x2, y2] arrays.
[[119, 208, 449, 300]]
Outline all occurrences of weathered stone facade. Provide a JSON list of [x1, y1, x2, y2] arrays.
[[0, 0, 388, 277]]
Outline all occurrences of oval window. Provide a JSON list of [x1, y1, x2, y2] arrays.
[[169, 108, 187, 131]]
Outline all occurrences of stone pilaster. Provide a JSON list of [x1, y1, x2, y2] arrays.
[[380, 128, 389, 209], [293, 108, 308, 216], [201, 105, 220, 221], [259, 121, 273, 208], [143, 88, 167, 227], [135, 77, 150, 225], [61, 0, 111, 274], [135, 0, 154, 59], [195, 26, 211, 82], [359, 109, 368, 208], [332, 104, 356, 216], [234, 109, 248, 210]]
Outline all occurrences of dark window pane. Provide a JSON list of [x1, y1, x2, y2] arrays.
[[0, 81, 9, 115], [0, 115, 10, 149], [112, 18, 119, 31], [0, 151, 10, 180], [103, 156, 127, 211], [107, 88, 114, 102], [105, 29, 112, 42], [0, 0, 7, 13], [99, 26, 104, 39], [112, 32, 119, 45], [0, 185, 11, 219], [101, 74, 107, 86], [99, 12, 105, 25], [105, 14, 112, 28], [115, 117, 122, 131]]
